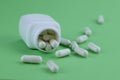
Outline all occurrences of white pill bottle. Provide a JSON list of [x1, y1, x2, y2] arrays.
[[19, 14, 61, 52]]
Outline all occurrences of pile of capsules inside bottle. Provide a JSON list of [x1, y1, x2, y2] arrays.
[[38, 29, 59, 51], [21, 15, 104, 73]]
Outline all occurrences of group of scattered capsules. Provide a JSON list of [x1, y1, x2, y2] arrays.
[[58, 27, 101, 58], [21, 55, 59, 72], [20, 15, 104, 73]]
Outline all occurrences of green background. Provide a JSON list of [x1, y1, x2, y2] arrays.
[[0, 0, 120, 80]]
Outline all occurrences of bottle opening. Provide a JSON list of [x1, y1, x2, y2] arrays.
[[37, 29, 59, 52]]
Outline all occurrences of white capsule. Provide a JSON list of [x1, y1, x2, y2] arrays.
[[88, 42, 101, 53], [60, 38, 71, 46], [46, 60, 59, 72], [76, 35, 88, 43], [50, 39, 59, 48], [55, 48, 71, 57], [43, 34, 50, 41], [45, 43, 52, 51], [71, 41, 79, 50], [84, 27, 92, 36], [21, 55, 42, 64], [74, 47, 88, 57], [38, 40, 46, 49], [97, 15, 104, 24]]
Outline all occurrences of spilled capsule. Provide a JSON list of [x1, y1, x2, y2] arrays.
[[71, 41, 79, 50], [88, 42, 101, 53], [74, 47, 88, 57], [55, 48, 71, 57], [84, 27, 92, 36], [76, 35, 88, 43], [97, 15, 104, 24], [60, 38, 71, 46], [21, 55, 42, 64], [46, 60, 59, 72]]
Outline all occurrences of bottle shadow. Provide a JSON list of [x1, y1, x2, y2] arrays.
[[10, 39, 58, 62]]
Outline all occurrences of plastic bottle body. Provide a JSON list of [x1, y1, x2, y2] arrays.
[[19, 14, 61, 52]]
